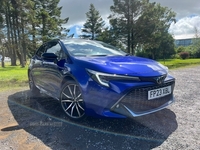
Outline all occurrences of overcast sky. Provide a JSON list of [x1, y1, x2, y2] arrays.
[[58, 0, 200, 39]]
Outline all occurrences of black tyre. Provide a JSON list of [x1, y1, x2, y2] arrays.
[[60, 81, 85, 119], [28, 73, 40, 96]]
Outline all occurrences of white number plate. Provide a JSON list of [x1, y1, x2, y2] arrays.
[[148, 86, 171, 100]]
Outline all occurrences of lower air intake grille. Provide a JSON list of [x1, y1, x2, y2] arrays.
[[120, 81, 175, 112]]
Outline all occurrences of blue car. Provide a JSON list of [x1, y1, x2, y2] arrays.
[[28, 38, 175, 119]]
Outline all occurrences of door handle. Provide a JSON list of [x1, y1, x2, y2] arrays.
[[42, 61, 55, 65]]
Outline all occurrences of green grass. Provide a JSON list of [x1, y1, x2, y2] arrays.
[[0, 63, 28, 91], [158, 59, 200, 69], [0, 58, 200, 91]]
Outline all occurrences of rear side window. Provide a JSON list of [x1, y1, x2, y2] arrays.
[[36, 45, 46, 58]]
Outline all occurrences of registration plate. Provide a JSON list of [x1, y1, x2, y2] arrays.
[[148, 86, 171, 100]]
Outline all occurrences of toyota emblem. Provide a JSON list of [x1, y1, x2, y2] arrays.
[[156, 75, 166, 84]]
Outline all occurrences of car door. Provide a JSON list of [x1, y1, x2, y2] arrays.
[[41, 41, 67, 98], [31, 44, 47, 89]]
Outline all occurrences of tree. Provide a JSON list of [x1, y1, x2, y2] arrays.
[[192, 26, 200, 58], [109, 0, 176, 55], [137, 1, 176, 51], [0, 0, 70, 67], [0, 0, 33, 67], [10, 0, 28, 67], [152, 32, 176, 60], [33, 0, 69, 43], [96, 27, 126, 50], [1, 0, 17, 66], [136, 32, 175, 60], [0, 11, 5, 67], [81, 4, 105, 40], [109, 0, 142, 54]]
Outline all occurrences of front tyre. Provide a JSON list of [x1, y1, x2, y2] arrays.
[[60, 81, 85, 119]]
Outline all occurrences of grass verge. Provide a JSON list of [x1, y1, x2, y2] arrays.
[[0, 64, 28, 91], [158, 59, 200, 69]]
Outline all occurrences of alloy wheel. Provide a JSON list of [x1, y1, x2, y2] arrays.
[[61, 83, 85, 119]]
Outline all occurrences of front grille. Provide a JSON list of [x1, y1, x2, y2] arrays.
[[119, 81, 175, 112]]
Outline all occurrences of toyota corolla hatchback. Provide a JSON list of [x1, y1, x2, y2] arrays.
[[28, 38, 175, 119]]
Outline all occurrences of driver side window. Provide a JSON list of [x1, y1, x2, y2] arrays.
[[46, 42, 66, 60]]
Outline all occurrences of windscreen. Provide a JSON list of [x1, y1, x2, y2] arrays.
[[64, 40, 126, 57]]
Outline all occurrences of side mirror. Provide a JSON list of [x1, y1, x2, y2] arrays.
[[42, 53, 58, 60]]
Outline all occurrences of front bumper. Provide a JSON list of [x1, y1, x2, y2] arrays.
[[110, 80, 175, 118]]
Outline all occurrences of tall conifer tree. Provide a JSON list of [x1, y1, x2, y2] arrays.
[[81, 4, 105, 40]]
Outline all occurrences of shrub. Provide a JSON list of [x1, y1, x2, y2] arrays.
[[179, 52, 189, 59], [173, 54, 180, 59], [176, 46, 185, 53]]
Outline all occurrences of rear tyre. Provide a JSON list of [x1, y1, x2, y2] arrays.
[[60, 81, 85, 120], [28, 73, 40, 96]]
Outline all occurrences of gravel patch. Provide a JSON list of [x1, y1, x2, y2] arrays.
[[0, 65, 200, 150], [152, 66, 200, 150]]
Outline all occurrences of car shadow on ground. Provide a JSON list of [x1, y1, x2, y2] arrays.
[[4, 90, 178, 150]]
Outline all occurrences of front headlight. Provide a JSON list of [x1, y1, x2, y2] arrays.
[[86, 69, 140, 87]]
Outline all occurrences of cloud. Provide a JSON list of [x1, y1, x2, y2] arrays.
[[58, 0, 113, 28], [149, 0, 200, 19], [169, 16, 200, 39], [75, 26, 82, 36]]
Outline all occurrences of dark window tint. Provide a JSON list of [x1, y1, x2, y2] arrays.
[[46, 42, 66, 60], [36, 45, 46, 58]]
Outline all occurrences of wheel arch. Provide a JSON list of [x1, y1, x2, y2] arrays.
[[61, 75, 76, 88]]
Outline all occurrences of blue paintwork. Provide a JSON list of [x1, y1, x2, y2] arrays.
[[29, 39, 175, 118], [74, 56, 168, 77]]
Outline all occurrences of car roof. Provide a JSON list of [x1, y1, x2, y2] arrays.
[[61, 38, 99, 44]]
